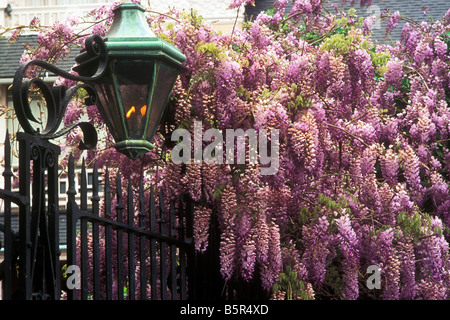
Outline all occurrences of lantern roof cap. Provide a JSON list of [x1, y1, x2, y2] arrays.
[[105, 2, 186, 68]]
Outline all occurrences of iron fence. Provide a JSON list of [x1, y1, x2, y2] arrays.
[[65, 154, 196, 300], [0, 132, 196, 300], [65, 154, 194, 300]]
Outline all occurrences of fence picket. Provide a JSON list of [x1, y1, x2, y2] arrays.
[[138, 179, 147, 300], [178, 198, 187, 300], [127, 176, 135, 300], [159, 189, 167, 300], [2, 131, 13, 300], [169, 201, 178, 300], [104, 169, 113, 300], [66, 153, 77, 300], [92, 163, 101, 300], [149, 187, 158, 300], [80, 159, 89, 300], [116, 172, 124, 300]]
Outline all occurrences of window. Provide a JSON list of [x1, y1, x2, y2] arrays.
[[25, 0, 48, 6], [60, 181, 67, 194]]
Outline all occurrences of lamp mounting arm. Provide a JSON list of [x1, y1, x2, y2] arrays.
[[12, 35, 108, 149]]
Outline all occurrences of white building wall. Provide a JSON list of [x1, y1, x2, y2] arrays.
[[0, 0, 244, 32]]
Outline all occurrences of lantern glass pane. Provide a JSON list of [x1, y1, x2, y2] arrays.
[[146, 63, 179, 141], [93, 79, 125, 142], [115, 60, 155, 139]]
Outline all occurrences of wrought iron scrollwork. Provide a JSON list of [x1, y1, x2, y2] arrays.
[[12, 34, 108, 149]]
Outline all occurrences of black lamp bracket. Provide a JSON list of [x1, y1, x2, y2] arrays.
[[12, 34, 108, 149]]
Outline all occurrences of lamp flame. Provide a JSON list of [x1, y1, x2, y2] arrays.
[[140, 105, 147, 117], [126, 105, 147, 119], [126, 106, 136, 119]]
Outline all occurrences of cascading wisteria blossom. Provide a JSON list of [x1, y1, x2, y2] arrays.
[[415, 217, 450, 299], [336, 214, 360, 300], [2, 0, 450, 300], [302, 216, 330, 286]]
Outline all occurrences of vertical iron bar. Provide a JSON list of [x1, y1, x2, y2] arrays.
[[80, 158, 89, 300], [185, 196, 196, 300], [169, 201, 178, 300], [159, 190, 167, 300], [30, 147, 44, 296], [47, 148, 60, 299], [2, 131, 13, 299], [178, 199, 187, 300], [104, 169, 113, 300], [91, 163, 101, 300], [138, 179, 147, 300], [116, 172, 124, 300], [127, 177, 135, 300], [18, 134, 32, 300], [66, 153, 78, 300], [149, 187, 157, 300]]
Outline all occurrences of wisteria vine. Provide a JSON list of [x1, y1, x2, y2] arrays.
[[2, 0, 450, 300]]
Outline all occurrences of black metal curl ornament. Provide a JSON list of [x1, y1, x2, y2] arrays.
[[12, 34, 108, 148]]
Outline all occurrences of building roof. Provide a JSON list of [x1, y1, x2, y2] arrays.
[[0, 34, 77, 80], [245, 0, 450, 44]]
